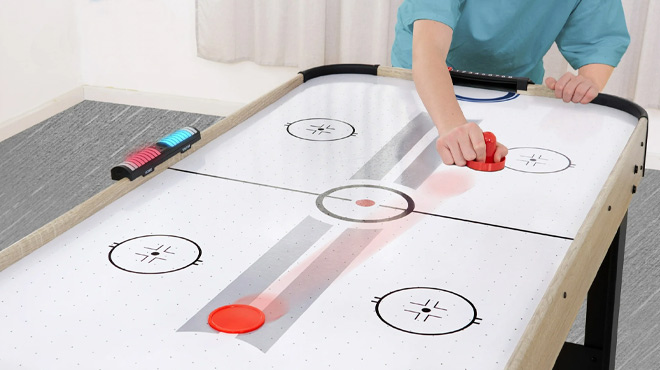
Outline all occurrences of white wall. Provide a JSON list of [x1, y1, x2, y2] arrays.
[[0, 0, 299, 137], [0, 0, 82, 124], [76, 0, 298, 106], [646, 109, 660, 170]]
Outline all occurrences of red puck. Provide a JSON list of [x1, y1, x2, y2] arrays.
[[208, 304, 266, 334]]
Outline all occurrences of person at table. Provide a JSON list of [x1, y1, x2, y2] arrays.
[[391, 0, 629, 166]]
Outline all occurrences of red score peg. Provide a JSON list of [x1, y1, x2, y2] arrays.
[[466, 132, 506, 172]]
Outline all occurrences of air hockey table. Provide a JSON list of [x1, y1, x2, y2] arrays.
[[0, 65, 648, 369]]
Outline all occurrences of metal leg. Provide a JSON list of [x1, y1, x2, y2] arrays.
[[553, 213, 627, 370]]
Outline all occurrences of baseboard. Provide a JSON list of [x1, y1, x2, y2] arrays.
[[0, 87, 85, 143], [83, 86, 244, 118], [0, 86, 245, 143]]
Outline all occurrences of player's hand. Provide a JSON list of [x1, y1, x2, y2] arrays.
[[435, 122, 508, 166], [545, 72, 599, 104]]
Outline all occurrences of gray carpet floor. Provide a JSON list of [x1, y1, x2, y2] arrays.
[[566, 169, 660, 369], [0, 101, 657, 369], [0, 101, 220, 251]]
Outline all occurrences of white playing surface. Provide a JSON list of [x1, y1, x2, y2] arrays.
[[0, 75, 638, 369]]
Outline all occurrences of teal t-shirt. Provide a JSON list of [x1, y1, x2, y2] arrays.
[[391, 0, 630, 84]]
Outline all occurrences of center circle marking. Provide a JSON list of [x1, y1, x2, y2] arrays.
[[316, 184, 415, 223]]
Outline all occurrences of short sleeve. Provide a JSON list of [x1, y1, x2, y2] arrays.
[[555, 0, 630, 69], [397, 0, 466, 32]]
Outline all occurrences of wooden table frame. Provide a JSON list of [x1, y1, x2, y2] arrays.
[[554, 214, 627, 370], [0, 64, 648, 370]]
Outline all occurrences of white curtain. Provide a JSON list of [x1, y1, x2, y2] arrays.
[[196, 0, 401, 69], [197, 0, 659, 109]]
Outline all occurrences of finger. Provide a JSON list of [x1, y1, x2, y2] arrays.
[[580, 86, 599, 104], [446, 138, 467, 166], [458, 131, 478, 162], [562, 76, 580, 103], [554, 72, 573, 99], [545, 77, 557, 90], [467, 127, 486, 162], [572, 81, 590, 103], [435, 139, 455, 165], [493, 142, 508, 163]]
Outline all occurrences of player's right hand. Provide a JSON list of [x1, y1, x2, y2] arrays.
[[435, 122, 508, 166]]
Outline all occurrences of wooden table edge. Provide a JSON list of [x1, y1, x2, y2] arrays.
[[0, 74, 304, 272]]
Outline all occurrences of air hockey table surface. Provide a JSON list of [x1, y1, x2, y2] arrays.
[[0, 65, 648, 369]]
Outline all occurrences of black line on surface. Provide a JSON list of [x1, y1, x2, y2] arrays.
[[383, 203, 573, 240], [170, 167, 575, 241], [168, 167, 351, 201], [411, 209, 574, 241]]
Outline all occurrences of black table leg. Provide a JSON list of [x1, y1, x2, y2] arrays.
[[553, 213, 627, 370]]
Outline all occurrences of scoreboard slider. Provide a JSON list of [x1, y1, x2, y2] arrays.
[[448, 67, 532, 92], [111, 127, 201, 181]]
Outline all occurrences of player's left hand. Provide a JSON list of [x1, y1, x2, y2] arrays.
[[545, 72, 599, 104]]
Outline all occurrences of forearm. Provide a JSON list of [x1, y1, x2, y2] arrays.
[[578, 63, 614, 91], [413, 52, 467, 135], [412, 21, 467, 136], [410, 20, 505, 166]]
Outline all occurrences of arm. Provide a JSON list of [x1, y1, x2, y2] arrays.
[[579, 63, 614, 91], [412, 20, 507, 165], [545, 63, 614, 104]]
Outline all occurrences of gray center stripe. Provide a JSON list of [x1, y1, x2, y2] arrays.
[[178, 216, 332, 333], [239, 227, 382, 352], [178, 112, 441, 340], [395, 139, 441, 189], [351, 112, 435, 181]]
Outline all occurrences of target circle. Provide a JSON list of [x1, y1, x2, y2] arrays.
[[375, 287, 479, 336], [108, 234, 202, 274], [286, 118, 356, 141], [505, 147, 573, 174]]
